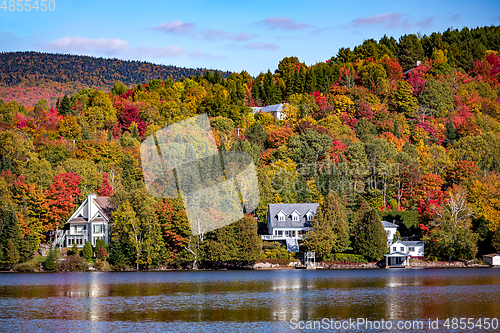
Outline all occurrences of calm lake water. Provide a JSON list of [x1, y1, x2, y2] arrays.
[[0, 268, 499, 332]]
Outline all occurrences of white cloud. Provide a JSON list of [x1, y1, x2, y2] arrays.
[[152, 20, 195, 34], [44, 36, 130, 54]]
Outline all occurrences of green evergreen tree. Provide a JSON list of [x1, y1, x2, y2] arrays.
[[352, 209, 387, 261], [82, 240, 93, 260], [492, 226, 500, 254], [4, 239, 20, 265], [393, 119, 401, 139], [109, 239, 128, 269], [58, 94, 72, 116], [445, 117, 458, 145], [303, 192, 349, 259], [18, 235, 34, 263], [44, 248, 57, 271], [203, 216, 261, 262]]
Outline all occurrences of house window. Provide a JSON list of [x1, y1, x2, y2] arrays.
[[386, 230, 391, 237], [93, 224, 103, 233], [75, 225, 86, 234], [277, 230, 283, 237], [400, 247, 404, 252], [392, 247, 396, 252], [292, 214, 299, 222], [67, 238, 73, 246], [408, 247, 415, 252], [278, 214, 285, 222], [76, 238, 83, 245]]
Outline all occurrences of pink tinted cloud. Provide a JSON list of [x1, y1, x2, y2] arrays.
[[152, 20, 195, 34], [242, 42, 279, 50], [349, 12, 411, 29], [201, 30, 256, 41], [260, 17, 311, 30], [44, 36, 130, 54], [189, 50, 224, 60], [416, 17, 435, 29], [135, 46, 185, 58]]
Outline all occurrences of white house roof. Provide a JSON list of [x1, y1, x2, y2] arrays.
[[385, 252, 411, 257], [400, 241, 424, 247], [269, 203, 319, 228], [483, 253, 500, 258], [382, 221, 398, 228], [261, 103, 284, 113]]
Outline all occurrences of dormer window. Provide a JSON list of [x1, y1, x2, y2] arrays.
[[277, 211, 286, 222], [305, 210, 314, 222], [291, 210, 300, 222]]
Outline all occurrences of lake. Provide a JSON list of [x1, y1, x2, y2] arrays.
[[0, 268, 499, 332]]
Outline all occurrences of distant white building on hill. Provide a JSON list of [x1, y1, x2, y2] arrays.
[[251, 103, 286, 120]]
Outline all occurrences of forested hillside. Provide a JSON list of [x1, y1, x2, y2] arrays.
[[0, 51, 231, 106], [1, 25, 500, 270]]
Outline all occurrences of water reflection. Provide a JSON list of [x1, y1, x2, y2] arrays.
[[0, 269, 499, 332]]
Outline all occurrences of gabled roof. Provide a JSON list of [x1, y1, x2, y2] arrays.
[[400, 241, 424, 247], [67, 194, 112, 224], [483, 253, 500, 258], [382, 221, 399, 228], [261, 103, 284, 113], [269, 203, 319, 228], [93, 196, 112, 220]]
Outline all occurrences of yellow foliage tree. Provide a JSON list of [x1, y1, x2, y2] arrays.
[[469, 172, 500, 231]]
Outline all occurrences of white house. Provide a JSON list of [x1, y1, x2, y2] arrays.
[[482, 253, 500, 266], [382, 221, 399, 245], [262, 203, 319, 252], [60, 194, 112, 248], [385, 240, 425, 267], [251, 103, 286, 120]]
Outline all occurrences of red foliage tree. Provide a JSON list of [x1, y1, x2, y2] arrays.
[[97, 172, 114, 196], [44, 172, 82, 233]]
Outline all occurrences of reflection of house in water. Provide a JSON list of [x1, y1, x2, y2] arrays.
[[384, 272, 425, 321], [269, 273, 303, 322]]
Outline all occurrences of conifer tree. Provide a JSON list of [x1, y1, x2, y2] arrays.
[[58, 94, 72, 116], [44, 248, 57, 271], [352, 208, 387, 261], [303, 191, 349, 259], [445, 117, 458, 145], [82, 241, 93, 260]]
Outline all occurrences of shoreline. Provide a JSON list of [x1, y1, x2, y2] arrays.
[[1, 261, 492, 273]]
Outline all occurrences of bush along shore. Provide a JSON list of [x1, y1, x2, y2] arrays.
[[1, 245, 492, 272]]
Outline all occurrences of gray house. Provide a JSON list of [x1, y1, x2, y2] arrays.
[[262, 203, 319, 252], [53, 194, 112, 248]]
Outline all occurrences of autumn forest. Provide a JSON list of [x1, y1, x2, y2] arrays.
[[1, 25, 500, 270]]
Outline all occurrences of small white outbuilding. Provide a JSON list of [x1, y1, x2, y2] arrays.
[[482, 253, 500, 266]]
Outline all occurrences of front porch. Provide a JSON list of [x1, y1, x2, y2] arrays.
[[385, 252, 410, 268]]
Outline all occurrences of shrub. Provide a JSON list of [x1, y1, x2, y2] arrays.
[[44, 248, 57, 271], [82, 241, 93, 260], [262, 258, 290, 266], [68, 243, 79, 256], [57, 255, 88, 271], [325, 253, 367, 264]]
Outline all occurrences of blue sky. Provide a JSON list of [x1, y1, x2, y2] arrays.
[[1, 0, 499, 76]]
